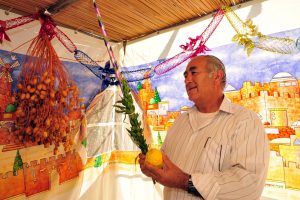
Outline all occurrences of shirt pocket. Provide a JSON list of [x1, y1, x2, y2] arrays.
[[194, 137, 224, 173]]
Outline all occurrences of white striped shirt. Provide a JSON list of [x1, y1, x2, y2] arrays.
[[162, 97, 270, 200]]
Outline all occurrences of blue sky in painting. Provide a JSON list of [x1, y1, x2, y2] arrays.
[[2, 49, 103, 107], [127, 27, 300, 111]]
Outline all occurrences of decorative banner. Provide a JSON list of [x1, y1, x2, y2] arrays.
[[224, 6, 297, 55], [153, 9, 224, 75]]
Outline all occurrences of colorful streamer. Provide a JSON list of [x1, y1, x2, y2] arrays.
[[154, 9, 224, 75]]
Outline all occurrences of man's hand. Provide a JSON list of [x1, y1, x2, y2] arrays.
[[139, 152, 189, 190]]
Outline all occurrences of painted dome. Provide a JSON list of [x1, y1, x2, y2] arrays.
[[224, 84, 236, 92], [270, 72, 297, 82]]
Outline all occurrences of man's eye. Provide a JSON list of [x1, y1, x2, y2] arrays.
[[191, 71, 197, 75]]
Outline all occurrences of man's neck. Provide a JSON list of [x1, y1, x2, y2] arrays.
[[195, 94, 224, 113]]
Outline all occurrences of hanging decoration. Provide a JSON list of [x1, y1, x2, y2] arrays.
[[223, 6, 297, 55], [153, 9, 224, 75], [99, 61, 119, 90], [121, 66, 154, 82], [0, 10, 103, 79], [74, 49, 104, 79], [5, 14, 38, 30], [0, 4, 299, 93], [74, 50, 119, 91], [14, 12, 81, 155], [54, 25, 77, 53]]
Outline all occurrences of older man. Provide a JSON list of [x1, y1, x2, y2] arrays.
[[139, 55, 269, 200]]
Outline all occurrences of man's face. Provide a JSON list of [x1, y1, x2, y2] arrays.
[[183, 57, 215, 103]]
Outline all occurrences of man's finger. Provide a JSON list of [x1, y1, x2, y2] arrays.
[[145, 161, 163, 177]]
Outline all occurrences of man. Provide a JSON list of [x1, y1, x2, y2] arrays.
[[139, 55, 269, 200]]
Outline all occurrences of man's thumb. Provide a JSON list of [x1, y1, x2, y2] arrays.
[[162, 153, 172, 169]]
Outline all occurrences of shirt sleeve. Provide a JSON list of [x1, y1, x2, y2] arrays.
[[193, 111, 270, 200]]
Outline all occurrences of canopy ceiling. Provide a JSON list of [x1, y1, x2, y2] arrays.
[[0, 0, 253, 42]]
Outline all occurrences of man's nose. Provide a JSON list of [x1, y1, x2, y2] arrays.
[[184, 74, 192, 84]]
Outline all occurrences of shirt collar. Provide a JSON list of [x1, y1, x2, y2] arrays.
[[187, 96, 235, 114], [219, 97, 235, 114]]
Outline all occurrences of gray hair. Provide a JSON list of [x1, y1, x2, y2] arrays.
[[202, 55, 227, 88]]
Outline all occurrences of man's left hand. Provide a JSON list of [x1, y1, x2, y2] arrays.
[[139, 152, 189, 190]]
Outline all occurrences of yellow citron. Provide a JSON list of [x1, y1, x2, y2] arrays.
[[145, 148, 163, 168]]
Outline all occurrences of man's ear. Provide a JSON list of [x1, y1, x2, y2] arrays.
[[214, 70, 224, 84]]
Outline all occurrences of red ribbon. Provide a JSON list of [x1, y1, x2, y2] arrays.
[[0, 20, 11, 43]]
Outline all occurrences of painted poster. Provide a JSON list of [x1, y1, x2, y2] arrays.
[[130, 27, 300, 199]]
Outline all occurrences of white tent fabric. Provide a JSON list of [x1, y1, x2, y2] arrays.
[[120, 0, 300, 68], [86, 85, 140, 155]]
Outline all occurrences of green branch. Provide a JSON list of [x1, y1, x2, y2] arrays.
[[114, 79, 148, 154]]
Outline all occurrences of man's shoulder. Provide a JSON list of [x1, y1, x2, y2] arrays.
[[230, 102, 261, 122]]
